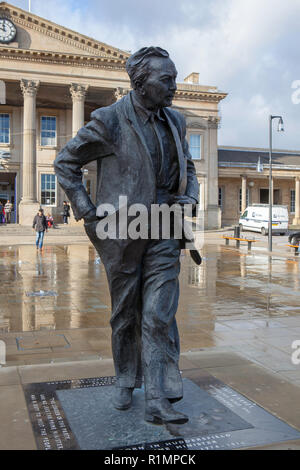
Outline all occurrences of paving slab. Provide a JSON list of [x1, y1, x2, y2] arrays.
[[18, 358, 115, 384], [250, 439, 300, 450], [0, 366, 20, 386], [0, 384, 36, 450], [183, 351, 252, 369]]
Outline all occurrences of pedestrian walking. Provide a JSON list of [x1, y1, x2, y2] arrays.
[[0, 202, 3, 224], [62, 201, 70, 224], [4, 200, 12, 224], [32, 209, 48, 250]]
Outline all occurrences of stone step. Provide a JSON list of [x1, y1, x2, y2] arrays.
[[0, 224, 85, 236], [0, 224, 84, 229]]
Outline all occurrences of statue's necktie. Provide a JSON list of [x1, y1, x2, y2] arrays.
[[149, 113, 165, 182]]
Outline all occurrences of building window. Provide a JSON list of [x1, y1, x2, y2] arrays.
[[0, 113, 10, 144], [218, 187, 223, 209], [189, 134, 201, 159], [260, 188, 269, 204], [40, 116, 57, 146], [291, 190, 295, 213], [41, 174, 56, 206]]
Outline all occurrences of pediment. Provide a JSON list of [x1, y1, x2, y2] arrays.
[[0, 2, 129, 60]]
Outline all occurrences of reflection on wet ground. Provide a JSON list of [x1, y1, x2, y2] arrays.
[[1, 243, 300, 332], [0, 245, 110, 332], [0, 243, 300, 384]]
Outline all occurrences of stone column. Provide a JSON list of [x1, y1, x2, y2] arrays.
[[199, 178, 205, 211], [241, 175, 247, 213], [70, 83, 88, 137], [293, 177, 300, 225], [19, 79, 40, 225], [68, 84, 88, 225], [205, 118, 220, 229]]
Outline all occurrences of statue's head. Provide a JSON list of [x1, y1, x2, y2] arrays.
[[126, 46, 177, 110]]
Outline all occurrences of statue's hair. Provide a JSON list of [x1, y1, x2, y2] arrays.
[[126, 46, 169, 89]]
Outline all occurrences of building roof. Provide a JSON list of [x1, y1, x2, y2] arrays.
[[218, 147, 300, 169], [0, 2, 227, 104], [0, 1, 130, 60]]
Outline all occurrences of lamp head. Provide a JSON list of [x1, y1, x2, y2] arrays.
[[257, 156, 263, 173], [277, 117, 284, 132]]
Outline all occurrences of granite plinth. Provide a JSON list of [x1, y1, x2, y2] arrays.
[[23, 374, 300, 450], [56, 378, 251, 450]]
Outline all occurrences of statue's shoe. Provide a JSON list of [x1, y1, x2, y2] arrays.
[[168, 396, 183, 404], [113, 387, 134, 410], [145, 398, 188, 425]]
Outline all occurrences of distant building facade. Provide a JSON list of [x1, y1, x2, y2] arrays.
[[218, 147, 300, 227], [0, 2, 226, 228]]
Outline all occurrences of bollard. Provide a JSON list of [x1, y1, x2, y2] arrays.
[[233, 226, 240, 238], [233, 226, 240, 247]]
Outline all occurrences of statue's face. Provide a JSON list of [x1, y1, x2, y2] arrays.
[[141, 57, 177, 109]]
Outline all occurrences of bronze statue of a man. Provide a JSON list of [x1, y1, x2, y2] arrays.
[[54, 47, 199, 425]]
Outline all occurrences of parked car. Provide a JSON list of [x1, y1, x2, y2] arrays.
[[288, 231, 300, 245], [239, 204, 288, 236]]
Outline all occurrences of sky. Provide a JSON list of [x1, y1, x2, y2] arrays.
[[10, 0, 300, 151]]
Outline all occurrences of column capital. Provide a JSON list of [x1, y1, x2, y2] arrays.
[[114, 87, 130, 101], [207, 115, 220, 129], [20, 79, 39, 97], [70, 83, 89, 101]]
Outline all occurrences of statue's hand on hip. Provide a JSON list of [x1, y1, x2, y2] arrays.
[[83, 208, 100, 244], [83, 208, 98, 225], [168, 195, 197, 208]]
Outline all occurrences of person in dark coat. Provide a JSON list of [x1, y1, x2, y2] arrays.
[[54, 47, 200, 425], [0, 202, 3, 224], [62, 201, 70, 224], [32, 209, 48, 250]]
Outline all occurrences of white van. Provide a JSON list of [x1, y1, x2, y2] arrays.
[[239, 204, 288, 236]]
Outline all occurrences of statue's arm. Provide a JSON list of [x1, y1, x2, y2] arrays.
[[54, 117, 112, 221]]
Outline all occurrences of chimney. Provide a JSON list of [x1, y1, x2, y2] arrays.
[[184, 72, 199, 85]]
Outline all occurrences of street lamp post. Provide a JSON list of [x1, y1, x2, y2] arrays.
[[268, 115, 284, 252]]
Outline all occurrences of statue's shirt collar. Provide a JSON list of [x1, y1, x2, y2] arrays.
[[131, 93, 165, 125]]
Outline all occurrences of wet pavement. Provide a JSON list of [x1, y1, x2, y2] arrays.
[[0, 242, 299, 387], [1, 239, 300, 450]]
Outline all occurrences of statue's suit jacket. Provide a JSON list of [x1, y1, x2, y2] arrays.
[[54, 91, 199, 251]]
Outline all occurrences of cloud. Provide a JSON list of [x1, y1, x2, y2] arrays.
[[10, 0, 300, 150]]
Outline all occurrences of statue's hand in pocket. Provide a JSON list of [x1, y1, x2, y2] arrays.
[[84, 209, 100, 244]]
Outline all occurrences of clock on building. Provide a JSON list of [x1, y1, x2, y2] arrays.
[[0, 18, 16, 44]]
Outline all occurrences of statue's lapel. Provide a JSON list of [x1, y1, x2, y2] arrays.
[[123, 93, 155, 175], [163, 109, 187, 195]]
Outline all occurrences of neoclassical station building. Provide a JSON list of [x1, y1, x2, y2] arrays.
[[0, 2, 299, 229], [0, 1, 227, 228]]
